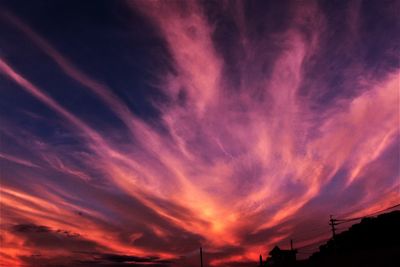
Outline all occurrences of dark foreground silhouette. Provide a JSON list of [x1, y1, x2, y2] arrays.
[[264, 210, 400, 267]]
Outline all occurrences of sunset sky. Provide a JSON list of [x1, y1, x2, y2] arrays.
[[0, 0, 399, 266]]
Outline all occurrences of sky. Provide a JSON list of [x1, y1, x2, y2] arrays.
[[0, 0, 399, 266]]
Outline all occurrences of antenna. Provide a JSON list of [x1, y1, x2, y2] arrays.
[[200, 247, 203, 267]]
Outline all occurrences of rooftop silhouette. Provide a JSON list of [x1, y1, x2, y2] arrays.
[[263, 210, 400, 267]]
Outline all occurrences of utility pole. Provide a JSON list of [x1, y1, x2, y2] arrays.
[[290, 239, 294, 251], [329, 215, 338, 258], [259, 254, 262, 267], [200, 247, 203, 267], [329, 215, 338, 240]]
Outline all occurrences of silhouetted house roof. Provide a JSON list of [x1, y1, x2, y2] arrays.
[[266, 246, 297, 266]]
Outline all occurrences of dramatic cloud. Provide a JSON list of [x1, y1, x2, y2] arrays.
[[0, 0, 399, 266]]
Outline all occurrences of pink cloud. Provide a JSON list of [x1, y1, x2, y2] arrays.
[[0, 1, 399, 266]]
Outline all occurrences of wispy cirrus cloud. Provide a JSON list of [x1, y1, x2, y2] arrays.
[[0, 0, 399, 266]]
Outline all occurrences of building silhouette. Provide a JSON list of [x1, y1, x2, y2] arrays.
[[262, 210, 400, 267], [265, 245, 298, 266]]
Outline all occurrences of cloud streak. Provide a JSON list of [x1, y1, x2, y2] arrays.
[[0, 0, 399, 266]]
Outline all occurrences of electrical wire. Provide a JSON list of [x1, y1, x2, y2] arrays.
[[335, 203, 400, 223], [293, 203, 399, 255]]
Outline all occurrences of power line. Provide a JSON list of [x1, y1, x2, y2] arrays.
[[291, 229, 331, 242], [296, 237, 330, 251], [261, 203, 400, 262], [336, 203, 400, 223], [288, 221, 333, 245], [295, 204, 399, 256]]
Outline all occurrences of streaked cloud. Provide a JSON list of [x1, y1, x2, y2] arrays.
[[0, 0, 399, 266]]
